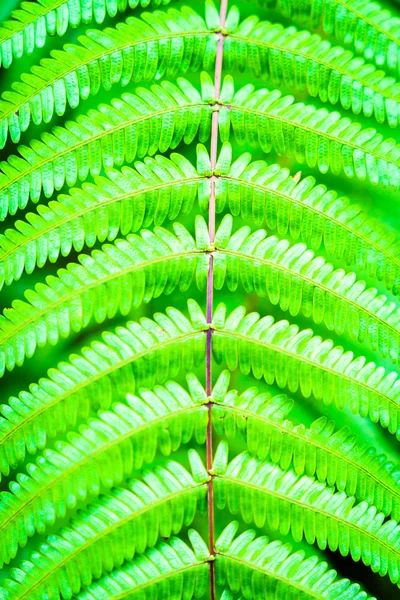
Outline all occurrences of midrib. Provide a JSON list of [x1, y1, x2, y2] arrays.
[[205, 3, 228, 600]]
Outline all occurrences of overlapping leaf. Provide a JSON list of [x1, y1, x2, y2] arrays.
[[0, 6, 214, 147], [211, 370, 400, 520], [1, 529, 208, 600], [219, 77, 400, 189], [0, 0, 399, 597], [261, 0, 400, 76], [0, 312, 206, 474], [0, 77, 211, 218], [214, 450, 400, 583], [0, 152, 201, 288], [212, 304, 400, 436], [213, 216, 400, 363], [217, 146, 400, 295], [0, 222, 205, 374], [0, 0, 176, 69], [0, 385, 208, 565], [216, 522, 375, 599], [3, 141, 400, 299]]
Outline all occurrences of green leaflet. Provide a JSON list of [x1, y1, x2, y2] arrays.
[[76, 536, 209, 600], [214, 218, 400, 364], [0, 385, 208, 566], [216, 522, 375, 599], [212, 372, 400, 520], [0, 152, 201, 288], [0, 321, 206, 474], [261, 0, 400, 76], [0, 458, 207, 596], [7, 210, 399, 377], [225, 16, 400, 127], [219, 78, 400, 190], [0, 77, 212, 219], [3, 1, 399, 137], [0, 6, 214, 147], [217, 148, 400, 295], [0, 1, 177, 69], [2, 72, 400, 222], [214, 452, 400, 584], [2, 143, 399, 297], [1, 533, 208, 600], [212, 304, 400, 436], [0, 221, 206, 374]]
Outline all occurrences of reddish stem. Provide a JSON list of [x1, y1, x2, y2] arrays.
[[206, 2, 228, 599]]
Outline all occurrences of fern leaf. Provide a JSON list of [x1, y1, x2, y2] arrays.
[[219, 77, 400, 189], [79, 535, 208, 600], [0, 309, 206, 473], [78, 536, 208, 600], [266, 0, 400, 76], [4, 142, 399, 297], [0, 77, 211, 219], [0, 0, 176, 69], [0, 221, 207, 374], [0, 458, 207, 594], [1, 533, 208, 600], [215, 451, 400, 583], [212, 372, 400, 520], [218, 148, 400, 295], [0, 386, 208, 565], [212, 304, 400, 436], [0, 153, 200, 287], [226, 16, 400, 127], [0, 7, 214, 147], [214, 218, 400, 364], [216, 522, 375, 599]]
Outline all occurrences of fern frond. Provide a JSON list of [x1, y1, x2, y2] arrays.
[[214, 451, 400, 583], [265, 0, 400, 77], [0, 153, 200, 287], [5, 72, 399, 221], [79, 535, 208, 600], [217, 147, 400, 294], [0, 308, 206, 473], [226, 16, 400, 127], [0, 221, 206, 374], [0, 7, 213, 147], [0, 77, 211, 219], [212, 371, 400, 520], [0, 386, 208, 565], [0, 458, 207, 595], [3, 142, 399, 297], [216, 522, 375, 599], [220, 78, 400, 189], [0, 0, 176, 69], [214, 217, 400, 364], [1, 533, 208, 600], [212, 304, 400, 436]]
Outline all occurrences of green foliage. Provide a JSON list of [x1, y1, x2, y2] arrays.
[[0, 0, 399, 599], [216, 521, 372, 599]]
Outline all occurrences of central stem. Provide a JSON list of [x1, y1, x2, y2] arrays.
[[206, 1, 228, 599]]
